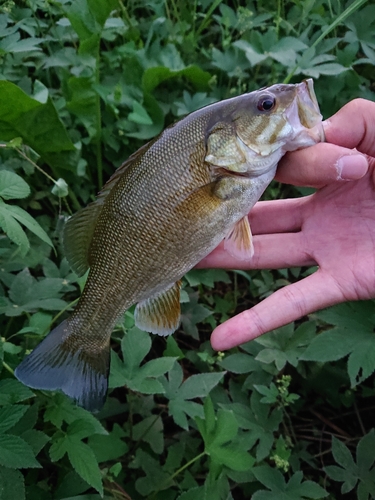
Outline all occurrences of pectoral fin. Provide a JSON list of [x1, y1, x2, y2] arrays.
[[134, 281, 182, 336], [224, 216, 254, 260]]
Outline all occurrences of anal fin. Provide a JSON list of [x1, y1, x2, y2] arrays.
[[134, 281, 182, 336], [224, 216, 254, 260]]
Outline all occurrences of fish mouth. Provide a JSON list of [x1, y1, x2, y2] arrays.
[[296, 79, 325, 142], [283, 79, 325, 149]]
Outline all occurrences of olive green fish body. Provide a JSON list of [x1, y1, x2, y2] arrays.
[[15, 80, 324, 411]]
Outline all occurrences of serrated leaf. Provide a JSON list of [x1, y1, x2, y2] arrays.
[[178, 372, 225, 400], [331, 436, 357, 472], [220, 353, 257, 373], [357, 429, 375, 471], [139, 357, 176, 378], [133, 415, 163, 454], [348, 339, 375, 386], [0, 434, 41, 468], [0, 466, 25, 500], [21, 429, 50, 455], [0, 379, 35, 405], [0, 171, 30, 200], [0, 405, 28, 433], [66, 439, 103, 495], [211, 444, 254, 471], [300, 328, 359, 362]]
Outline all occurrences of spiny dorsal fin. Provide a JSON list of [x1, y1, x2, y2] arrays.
[[134, 281, 182, 336], [63, 140, 156, 277], [224, 216, 254, 260], [97, 138, 156, 202]]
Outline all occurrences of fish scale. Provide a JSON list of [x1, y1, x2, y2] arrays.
[[15, 79, 324, 411]]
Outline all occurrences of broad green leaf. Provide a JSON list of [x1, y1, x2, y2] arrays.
[[128, 101, 153, 125], [178, 372, 225, 400], [0, 405, 28, 434], [43, 394, 107, 434], [211, 445, 254, 471], [331, 436, 357, 471], [88, 424, 128, 463], [0, 434, 41, 468], [313, 302, 375, 331], [357, 429, 375, 471], [220, 352, 258, 373], [139, 357, 176, 378], [0, 171, 30, 200], [66, 439, 103, 495], [347, 339, 375, 386], [133, 415, 163, 454], [300, 328, 362, 362], [0, 203, 29, 255], [0, 81, 76, 169], [2, 203, 53, 248], [133, 449, 170, 496], [21, 429, 50, 456], [0, 379, 35, 405], [49, 433, 68, 462], [121, 328, 151, 375], [0, 466, 25, 500]]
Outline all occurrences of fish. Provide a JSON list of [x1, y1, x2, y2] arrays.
[[15, 79, 324, 412]]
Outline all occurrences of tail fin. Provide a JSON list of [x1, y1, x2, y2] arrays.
[[14, 319, 110, 412]]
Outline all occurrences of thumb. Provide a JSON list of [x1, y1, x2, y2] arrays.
[[210, 270, 343, 350]]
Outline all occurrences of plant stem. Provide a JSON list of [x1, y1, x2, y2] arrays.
[[148, 451, 206, 499], [283, 0, 368, 83]]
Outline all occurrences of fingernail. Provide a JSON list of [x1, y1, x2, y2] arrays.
[[336, 154, 368, 180]]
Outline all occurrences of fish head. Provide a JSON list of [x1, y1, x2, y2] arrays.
[[221, 78, 324, 174]]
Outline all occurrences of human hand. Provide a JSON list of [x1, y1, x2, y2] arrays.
[[199, 99, 375, 350]]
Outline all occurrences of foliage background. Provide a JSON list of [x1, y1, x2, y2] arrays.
[[0, 0, 375, 499]]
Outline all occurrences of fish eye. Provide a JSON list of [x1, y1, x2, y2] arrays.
[[257, 95, 276, 112]]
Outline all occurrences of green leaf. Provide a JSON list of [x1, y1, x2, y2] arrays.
[[51, 178, 69, 197], [220, 352, 258, 373], [0, 171, 30, 200], [0, 466, 25, 500], [0, 203, 29, 256], [0, 379, 35, 406], [0, 405, 28, 434], [21, 429, 50, 456], [357, 429, 375, 471], [66, 439, 103, 495], [0, 434, 41, 468], [109, 329, 174, 394], [128, 101, 153, 125], [178, 372, 225, 400], [2, 203, 53, 248], [133, 415, 164, 454], [331, 436, 357, 471], [0, 81, 76, 170], [88, 424, 128, 463], [347, 339, 375, 386], [300, 327, 362, 362]]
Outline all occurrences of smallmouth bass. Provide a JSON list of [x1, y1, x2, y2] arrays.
[[15, 79, 324, 411]]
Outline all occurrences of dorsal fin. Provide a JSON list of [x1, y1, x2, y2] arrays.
[[64, 139, 155, 277], [97, 138, 156, 202]]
